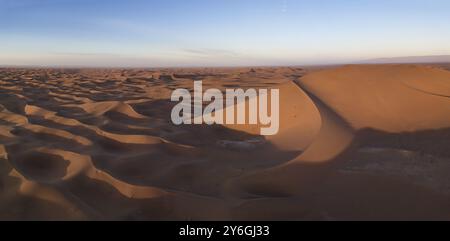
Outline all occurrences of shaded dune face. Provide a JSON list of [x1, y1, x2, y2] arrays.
[[0, 65, 449, 220], [10, 150, 70, 182]]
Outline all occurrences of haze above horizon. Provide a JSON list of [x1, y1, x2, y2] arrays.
[[1, 0, 449, 67]]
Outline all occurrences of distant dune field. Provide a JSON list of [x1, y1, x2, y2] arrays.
[[0, 64, 450, 220]]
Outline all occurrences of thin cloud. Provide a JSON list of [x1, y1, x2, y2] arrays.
[[51, 52, 124, 57], [183, 48, 239, 57]]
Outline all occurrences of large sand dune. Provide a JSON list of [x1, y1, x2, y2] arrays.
[[0, 65, 450, 220]]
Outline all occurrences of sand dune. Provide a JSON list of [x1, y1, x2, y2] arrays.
[[300, 65, 450, 132], [71, 101, 148, 119], [0, 65, 450, 220], [224, 80, 322, 151]]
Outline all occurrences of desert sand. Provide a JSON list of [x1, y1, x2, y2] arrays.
[[0, 64, 450, 220]]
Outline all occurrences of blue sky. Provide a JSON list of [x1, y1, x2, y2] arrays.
[[0, 0, 449, 67]]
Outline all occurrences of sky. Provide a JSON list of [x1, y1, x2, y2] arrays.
[[0, 0, 449, 67]]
